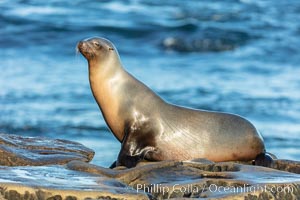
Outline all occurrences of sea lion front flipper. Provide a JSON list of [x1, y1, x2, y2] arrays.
[[116, 144, 160, 168]]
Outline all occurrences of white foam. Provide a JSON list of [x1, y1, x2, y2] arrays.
[[12, 169, 36, 180], [102, 2, 145, 13], [8, 6, 67, 17]]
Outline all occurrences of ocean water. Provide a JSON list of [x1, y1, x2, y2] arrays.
[[1, 0, 300, 167]]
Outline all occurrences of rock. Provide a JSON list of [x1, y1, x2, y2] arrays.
[[272, 159, 300, 174], [161, 29, 252, 53], [67, 160, 300, 199], [0, 165, 150, 200], [162, 37, 235, 52], [0, 133, 94, 166], [0, 132, 299, 199]]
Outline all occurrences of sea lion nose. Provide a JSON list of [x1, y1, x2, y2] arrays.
[[77, 41, 84, 49]]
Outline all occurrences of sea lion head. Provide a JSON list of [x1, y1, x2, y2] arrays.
[[77, 37, 116, 64]]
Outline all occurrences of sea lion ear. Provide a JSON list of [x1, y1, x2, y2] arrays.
[[109, 47, 114, 51]]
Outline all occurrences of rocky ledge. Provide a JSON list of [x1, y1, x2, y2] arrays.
[[0, 133, 299, 200], [0, 133, 94, 166]]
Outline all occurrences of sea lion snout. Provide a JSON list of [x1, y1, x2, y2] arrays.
[[77, 41, 84, 49], [77, 40, 94, 60], [77, 41, 89, 53], [77, 41, 86, 54]]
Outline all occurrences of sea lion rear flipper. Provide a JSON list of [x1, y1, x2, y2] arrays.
[[109, 160, 117, 169], [253, 152, 276, 167]]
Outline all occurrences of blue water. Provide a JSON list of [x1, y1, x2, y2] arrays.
[[1, 0, 300, 167]]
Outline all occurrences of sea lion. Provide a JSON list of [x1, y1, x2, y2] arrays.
[[77, 37, 266, 168]]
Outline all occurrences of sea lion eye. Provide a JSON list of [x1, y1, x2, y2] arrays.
[[93, 42, 101, 48]]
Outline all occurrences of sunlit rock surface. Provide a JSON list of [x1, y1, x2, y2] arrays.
[[0, 133, 94, 166], [0, 132, 299, 200], [0, 165, 149, 200], [67, 160, 300, 199]]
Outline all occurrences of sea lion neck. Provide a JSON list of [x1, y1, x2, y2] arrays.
[[88, 58, 127, 142], [88, 53, 123, 78]]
